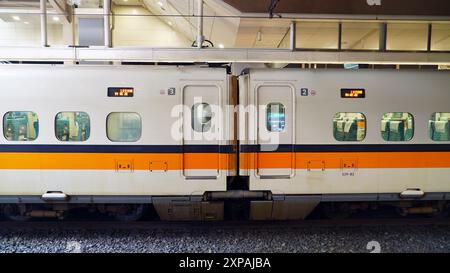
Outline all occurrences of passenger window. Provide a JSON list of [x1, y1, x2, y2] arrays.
[[429, 112, 450, 141], [55, 112, 90, 142], [333, 112, 366, 141], [381, 112, 414, 141], [107, 112, 141, 142], [266, 103, 286, 132], [192, 103, 212, 132], [3, 111, 39, 141]]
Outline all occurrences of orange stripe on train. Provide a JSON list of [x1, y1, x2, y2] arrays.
[[0, 153, 233, 170], [240, 152, 450, 169]]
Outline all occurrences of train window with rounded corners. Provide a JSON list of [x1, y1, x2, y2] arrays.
[[266, 103, 286, 132], [3, 111, 39, 141], [192, 103, 212, 132], [107, 112, 141, 142], [55, 112, 90, 142], [429, 112, 450, 141], [381, 112, 414, 141], [333, 112, 366, 141]]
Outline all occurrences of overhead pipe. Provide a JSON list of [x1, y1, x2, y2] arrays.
[[103, 0, 112, 47], [196, 0, 204, 48], [40, 0, 48, 47], [379, 22, 387, 51], [289, 21, 296, 51]]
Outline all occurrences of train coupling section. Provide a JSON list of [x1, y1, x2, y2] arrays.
[[205, 190, 270, 200]]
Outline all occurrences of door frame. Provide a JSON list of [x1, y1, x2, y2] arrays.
[[254, 82, 296, 179], [180, 81, 223, 180]]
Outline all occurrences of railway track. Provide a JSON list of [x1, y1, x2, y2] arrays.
[[0, 217, 448, 231]]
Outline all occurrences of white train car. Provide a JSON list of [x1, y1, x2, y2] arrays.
[[0, 65, 235, 220], [1, 65, 449, 221], [239, 69, 450, 220]]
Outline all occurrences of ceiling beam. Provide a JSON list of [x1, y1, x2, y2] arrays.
[[0, 46, 449, 65], [48, 0, 73, 23], [0, 1, 41, 8]]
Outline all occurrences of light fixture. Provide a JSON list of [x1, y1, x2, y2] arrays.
[[12, 16, 20, 21], [53, 16, 60, 22], [218, 44, 224, 48], [167, 21, 173, 26], [257, 31, 262, 42], [157, 1, 166, 11]]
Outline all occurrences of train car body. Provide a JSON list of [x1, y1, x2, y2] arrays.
[[0, 65, 449, 221], [239, 69, 450, 220], [0, 65, 235, 220]]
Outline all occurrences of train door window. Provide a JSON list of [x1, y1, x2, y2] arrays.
[[266, 103, 286, 132], [3, 111, 39, 141], [107, 112, 141, 142], [381, 112, 414, 141], [55, 112, 90, 142], [429, 112, 450, 141], [333, 112, 366, 141], [191, 103, 212, 132]]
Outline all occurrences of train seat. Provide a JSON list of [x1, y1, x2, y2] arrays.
[[381, 119, 390, 140], [388, 120, 405, 141], [343, 119, 357, 141], [405, 118, 414, 140], [433, 120, 450, 141], [334, 120, 345, 141]]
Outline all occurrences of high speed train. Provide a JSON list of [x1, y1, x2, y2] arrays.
[[0, 64, 448, 221]]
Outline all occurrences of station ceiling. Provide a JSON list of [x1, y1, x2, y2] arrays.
[[223, 0, 450, 16], [0, 0, 448, 51]]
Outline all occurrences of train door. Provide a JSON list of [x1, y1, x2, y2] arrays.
[[256, 84, 295, 178], [182, 83, 220, 179]]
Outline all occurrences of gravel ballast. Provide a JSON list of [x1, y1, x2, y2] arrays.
[[0, 224, 448, 253]]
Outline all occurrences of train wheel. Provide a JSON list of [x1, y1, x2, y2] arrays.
[[114, 204, 146, 222], [2, 204, 31, 221]]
